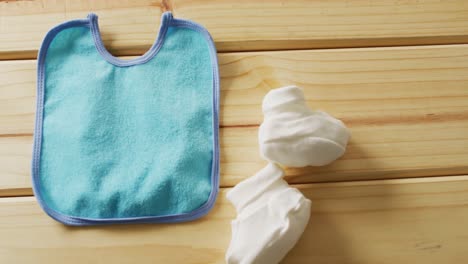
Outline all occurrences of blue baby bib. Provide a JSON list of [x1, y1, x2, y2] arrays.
[[32, 12, 220, 225]]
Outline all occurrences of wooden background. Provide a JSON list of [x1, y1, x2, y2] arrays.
[[1, 0, 468, 263]]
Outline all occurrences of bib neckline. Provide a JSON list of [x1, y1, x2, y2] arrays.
[[87, 12, 173, 67]]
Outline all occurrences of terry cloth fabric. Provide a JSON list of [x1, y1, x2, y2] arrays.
[[225, 163, 311, 264], [32, 12, 220, 225], [259, 85, 350, 167]]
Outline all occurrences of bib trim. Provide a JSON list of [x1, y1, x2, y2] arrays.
[[32, 12, 220, 225], [88, 12, 172, 67]]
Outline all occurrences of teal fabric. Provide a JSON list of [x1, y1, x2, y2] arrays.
[[39, 22, 215, 219]]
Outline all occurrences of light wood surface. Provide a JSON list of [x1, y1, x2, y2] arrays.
[[1, 176, 468, 263], [3, 117, 468, 196], [1, 45, 468, 195], [2, 0, 468, 58], [1, 1, 468, 263], [3, 45, 468, 130]]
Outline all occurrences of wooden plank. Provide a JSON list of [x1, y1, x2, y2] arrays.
[[2, 45, 468, 130], [0, 61, 35, 135], [1, 176, 468, 263], [0, 136, 33, 196], [2, 117, 468, 196], [2, 45, 468, 195], [220, 45, 468, 126], [2, 0, 468, 58], [223, 123, 468, 186]]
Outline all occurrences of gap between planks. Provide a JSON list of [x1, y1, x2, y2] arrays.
[[4, 174, 468, 198], [4, 41, 468, 61]]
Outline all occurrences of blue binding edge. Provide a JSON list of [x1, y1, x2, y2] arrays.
[[32, 12, 220, 226]]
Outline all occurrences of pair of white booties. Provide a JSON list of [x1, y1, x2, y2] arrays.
[[225, 86, 350, 264]]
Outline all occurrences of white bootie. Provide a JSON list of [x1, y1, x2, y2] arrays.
[[259, 85, 350, 167], [225, 163, 311, 264], [225, 85, 351, 263]]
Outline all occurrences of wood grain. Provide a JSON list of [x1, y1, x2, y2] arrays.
[[1, 45, 468, 195], [1, 0, 468, 58], [0, 137, 32, 196], [1, 176, 468, 263], [220, 44, 468, 126], [1, 0, 467, 261], [2, 118, 468, 196], [3, 45, 468, 130]]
